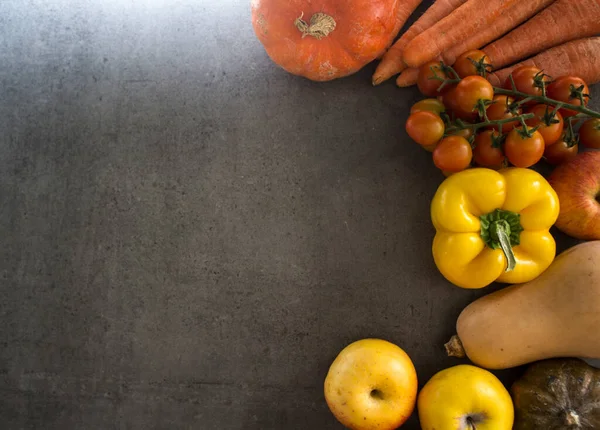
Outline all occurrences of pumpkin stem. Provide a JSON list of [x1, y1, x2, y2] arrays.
[[445, 335, 466, 358], [294, 12, 336, 40], [566, 410, 581, 427]]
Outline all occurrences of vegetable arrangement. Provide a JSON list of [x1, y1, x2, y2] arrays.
[[406, 60, 600, 172], [373, 0, 600, 86], [252, 0, 600, 429]]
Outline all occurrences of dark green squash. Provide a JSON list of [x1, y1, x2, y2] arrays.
[[512, 358, 600, 429]]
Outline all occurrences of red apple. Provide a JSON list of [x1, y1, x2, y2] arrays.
[[548, 151, 600, 240]]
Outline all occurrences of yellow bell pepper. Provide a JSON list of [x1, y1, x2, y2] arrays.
[[431, 167, 559, 289]]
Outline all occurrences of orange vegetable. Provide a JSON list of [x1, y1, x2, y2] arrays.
[[441, 0, 554, 66], [372, 0, 468, 85], [488, 37, 600, 87], [396, 67, 420, 87], [251, 0, 402, 81], [390, 0, 425, 50], [483, 0, 600, 71], [402, 0, 521, 68]]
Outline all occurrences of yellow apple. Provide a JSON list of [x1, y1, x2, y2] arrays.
[[324, 338, 418, 430], [418, 364, 514, 430]]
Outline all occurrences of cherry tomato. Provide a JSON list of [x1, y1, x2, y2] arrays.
[[447, 126, 474, 140], [525, 104, 564, 146], [441, 85, 477, 121], [504, 126, 545, 168], [544, 137, 579, 165], [453, 50, 492, 78], [405, 111, 445, 149], [417, 61, 448, 97], [439, 86, 477, 121], [505, 66, 551, 102], [453, 76, 494, 117], [473, 130, 506, 169], [410, 98, 446, 115], [547, 76, 590, 117], [439, 89, 455, 110], [485, 95, 521, 133], [433, 135, 473, 172], [578, 118, 600, 149]]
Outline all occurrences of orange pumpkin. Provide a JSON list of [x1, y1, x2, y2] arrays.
[[251, 0, 401, 81]]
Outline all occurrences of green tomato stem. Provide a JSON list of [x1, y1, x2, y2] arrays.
[[494, 87, 600, 118], [433, 63, 600, 119], [444, 113, 534, 135]]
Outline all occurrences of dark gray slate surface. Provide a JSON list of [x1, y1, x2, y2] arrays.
[[0, 0, 596, 429]]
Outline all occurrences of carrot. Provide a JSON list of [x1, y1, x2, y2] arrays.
[[402, 0, 522, 68], [488, 37, 600, 87], [441, 0, 555, 66], [396, 67, 420, 87], [483, 0, 600, 70], [372, 0, 468, 85], [388, 0, 424, 51]]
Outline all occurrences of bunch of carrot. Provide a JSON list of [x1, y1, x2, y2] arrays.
[[373, 0, 600, 88]]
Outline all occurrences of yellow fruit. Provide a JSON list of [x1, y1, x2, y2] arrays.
[[324, 339, 418, 430], [418, 364, 513, 430]]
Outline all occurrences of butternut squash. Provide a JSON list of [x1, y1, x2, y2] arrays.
[[445, 241, 600, 369]]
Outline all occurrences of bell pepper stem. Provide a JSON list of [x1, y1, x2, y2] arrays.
[[494, 222, 516, 272], [480, 209, 522, 272]]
